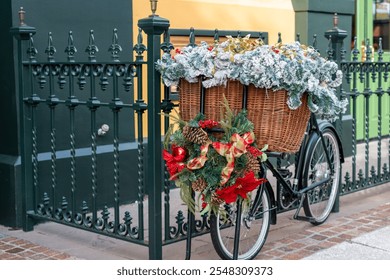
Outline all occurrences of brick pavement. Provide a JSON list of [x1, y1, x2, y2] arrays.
[[254, 202, 390, 260], [0, 234, 76, 260], [0, 202, 389, 260]]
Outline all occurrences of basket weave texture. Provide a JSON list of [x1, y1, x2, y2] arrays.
[[179, 79, 311, 153]]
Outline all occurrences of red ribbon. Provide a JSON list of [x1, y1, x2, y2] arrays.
[[187, 141, 211, 170], [212, 132, 255, 185]]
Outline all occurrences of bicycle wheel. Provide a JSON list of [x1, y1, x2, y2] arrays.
[[302, 128, 341, 225], [209, 183, 271, 260]]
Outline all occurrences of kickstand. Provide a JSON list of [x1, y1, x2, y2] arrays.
[[293, 193, 316, 222], [293, 193, 306, 220]]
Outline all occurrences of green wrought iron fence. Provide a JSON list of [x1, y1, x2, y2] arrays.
[[340, 38, 390, 194], [11, 11, 389, 260], [11, 24, 151, 247]]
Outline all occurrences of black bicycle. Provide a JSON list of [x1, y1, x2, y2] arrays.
[[208, 113, 343, 260]]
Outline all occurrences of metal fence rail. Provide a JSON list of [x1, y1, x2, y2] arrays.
[[340, 38, 390, 194], [13, 27, 149, 246]]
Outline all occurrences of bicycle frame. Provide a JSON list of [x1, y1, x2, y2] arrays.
[[185, 113, 342, 260], [266, 114, 333, 196], [226, 114, 338, 259], [246, 113, 336, 224]]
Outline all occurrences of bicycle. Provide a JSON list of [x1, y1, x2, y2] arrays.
[[207, 113, 344, 260]]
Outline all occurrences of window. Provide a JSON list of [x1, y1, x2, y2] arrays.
[[373, 0, 390, 50]]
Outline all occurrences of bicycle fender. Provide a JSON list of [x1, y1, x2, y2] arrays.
[[317, 120, 345, 163], [264, 181, 277, 225]]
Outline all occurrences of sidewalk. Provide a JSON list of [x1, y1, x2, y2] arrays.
[[0, 183, 389, 260], [304, 225, 390, 260], [259, 203, 390, 260]]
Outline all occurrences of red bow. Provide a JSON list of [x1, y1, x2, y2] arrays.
[[163, 145, 187, 180]]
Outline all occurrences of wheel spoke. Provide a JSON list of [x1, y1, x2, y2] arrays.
[[210, 186, 271, 259]]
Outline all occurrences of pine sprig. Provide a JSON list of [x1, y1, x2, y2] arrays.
[[219, 95, 234, 134], [162, 108, 188, 149], [163, 101, 268, 215]]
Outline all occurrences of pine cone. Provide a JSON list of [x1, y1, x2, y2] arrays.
[[182, 125, 209, 145], [246, 153, 260, 175], [210, 192, 224, 206], [192, 178, 207, 192]]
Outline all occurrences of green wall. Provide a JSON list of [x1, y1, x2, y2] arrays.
[[0, 0, 135, 227], [292, 0, 355, 54], [292, 0, 356, 157], [292, 0, 389, 143], [354, 0, 390, 140]]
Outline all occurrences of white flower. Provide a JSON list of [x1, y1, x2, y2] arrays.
[[156, 38, 348, 120], [308, 76, 319, 92]]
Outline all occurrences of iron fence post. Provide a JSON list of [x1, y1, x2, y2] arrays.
[[138, 13, 170, 260], [324, 14, 348, 213], [10, 11, 36, 231]]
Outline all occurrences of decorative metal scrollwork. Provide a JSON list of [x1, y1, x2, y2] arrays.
[[167, 210, 210, 240], [33, 192, 142, 240]]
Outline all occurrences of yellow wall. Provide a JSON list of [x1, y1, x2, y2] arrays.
[[133, 0, 295, 44], [132, 0, 296, 136]]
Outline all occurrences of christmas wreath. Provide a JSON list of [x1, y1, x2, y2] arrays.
[[163, 101, 268, 214]]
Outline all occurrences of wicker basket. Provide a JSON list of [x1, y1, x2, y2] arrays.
[[179, 79, 311, 153]]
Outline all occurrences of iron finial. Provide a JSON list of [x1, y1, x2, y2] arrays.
[[333, 13, 339, 28], [277, 32, 282, 44], [65, 31, 77, 62], [188, 27, 196, 47], [214, 29, 219, 44], [352, 36, 359, 62], [18, 7, 26, 26], [378, 37, 384, 62], [150, 0, 158, 16], [45, 32, 56, 62], [109, 28, 122, 62], [86, 30, 99, 62], [312, 34, 318, 50]]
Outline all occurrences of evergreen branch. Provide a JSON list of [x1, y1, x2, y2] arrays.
[[179, 182, 196, 214]]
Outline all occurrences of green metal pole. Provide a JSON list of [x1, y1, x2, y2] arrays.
[[10, 10, 36, 231], [324, 14, 348, 213], [138, 11, 170, 260]]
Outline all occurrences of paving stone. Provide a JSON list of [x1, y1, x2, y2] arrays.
[[327, 236, 346, 243], [337, 233, 354, 239], [5, 247, 25, 254], [310, 234, 328, 241], [0, 195, 389, 260]]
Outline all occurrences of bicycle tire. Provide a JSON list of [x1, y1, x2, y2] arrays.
[[302, 128, 341, 225], [209, 183, 271, 260]]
